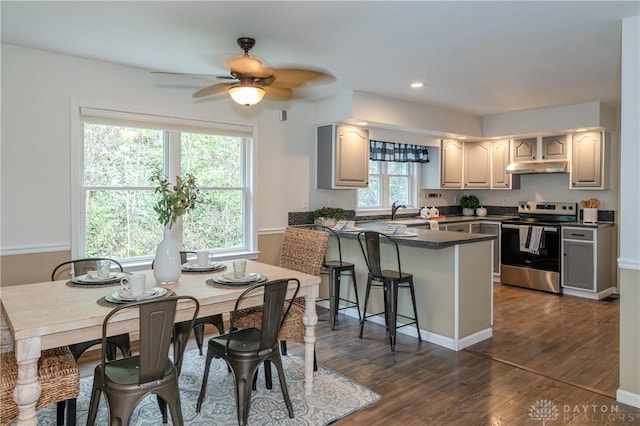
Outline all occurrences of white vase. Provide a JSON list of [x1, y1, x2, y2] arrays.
[[153, 228, 182, 284]]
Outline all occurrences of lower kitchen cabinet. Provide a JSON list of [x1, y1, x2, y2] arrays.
[[561, 226, 614, 299], [446, 221, 500, 275]]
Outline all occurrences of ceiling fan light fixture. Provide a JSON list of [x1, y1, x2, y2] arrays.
[[228, 84, 265, 106]]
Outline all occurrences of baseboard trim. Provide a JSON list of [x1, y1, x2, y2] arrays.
[[319, 301, 491, 352], [617, 389, 640, 409]]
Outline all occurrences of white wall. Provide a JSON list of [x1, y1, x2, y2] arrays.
[[0, 44, 316, 252]]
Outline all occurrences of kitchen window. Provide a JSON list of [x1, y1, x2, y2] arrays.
[[71, 105, 256, 266], [357, 160, 416, 211], [357, 140, 428, 212]]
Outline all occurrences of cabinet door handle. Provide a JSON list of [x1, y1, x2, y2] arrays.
[[570, 233, 585, 237]]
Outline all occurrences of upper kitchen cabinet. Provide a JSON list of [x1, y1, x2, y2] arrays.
[[541, 135, 568, 160], [570, 131, 607, 189], [463, 141, 491, 188], [513, 135, 567, 162], [492, 139, 520, 189], [317, 124, 369, 189], [440, 139, 463, 188], [512, 138, 537, 161], [421, 145, 441, 189]]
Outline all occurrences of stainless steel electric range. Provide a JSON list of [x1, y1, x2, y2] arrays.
[[500, 201, 577, 293]]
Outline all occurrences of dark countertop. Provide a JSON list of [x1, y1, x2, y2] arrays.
[[559, 221, 615, 229], [373, 215, 516, 226], [337, 221, 496, 250]]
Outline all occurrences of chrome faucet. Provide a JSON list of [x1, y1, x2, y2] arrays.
[[391, 201, 407, 220]]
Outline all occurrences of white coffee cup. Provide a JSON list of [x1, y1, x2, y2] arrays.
[[196, 250, 210, 267], [233, 259, 247, 279], [120, 273, 146, 298], [394, 225, 408, 235]]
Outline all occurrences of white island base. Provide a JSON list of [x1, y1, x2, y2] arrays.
[[328, 232, 494, 351]]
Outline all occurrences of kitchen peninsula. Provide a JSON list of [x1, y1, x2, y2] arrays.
[[330, 223, 495, 351]]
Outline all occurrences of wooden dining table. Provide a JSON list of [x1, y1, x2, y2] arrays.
[[0, 260, 321, 426]]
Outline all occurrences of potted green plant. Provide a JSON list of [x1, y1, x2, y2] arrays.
[[460, 195, 480, 216], [313, 207, 348, 227], [150, 169, 204, 283]]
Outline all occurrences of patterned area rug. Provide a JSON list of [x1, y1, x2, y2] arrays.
[[37, 349, 380, 425]]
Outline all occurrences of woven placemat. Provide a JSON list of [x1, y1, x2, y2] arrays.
[[96, 289, 176, 307], [66, 280, 121, 289]]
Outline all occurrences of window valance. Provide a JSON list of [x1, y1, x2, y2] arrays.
[[369, 140, 430, 163]]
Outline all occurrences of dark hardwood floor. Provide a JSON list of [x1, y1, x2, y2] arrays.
[[78, 283, 640, 425]]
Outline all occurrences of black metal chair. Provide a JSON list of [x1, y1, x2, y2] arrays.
[[357, 231, 422, 351], [87, 295, 199, 426], [153, 251, 225, 360], [312, 225, 361, 329], [196, 278, 299, 426], [51, 258, 132, 425]]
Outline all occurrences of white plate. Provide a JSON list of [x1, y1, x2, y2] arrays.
[[182, 261, 225, 271], [112, 287, 168, 302], [73, 272, 127, 284], [339, 227, 364, 232], [213, 273, 266, 285], [391, 232, 418, 238]]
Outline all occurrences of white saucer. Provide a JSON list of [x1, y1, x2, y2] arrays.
[[112, 287, 167, 302], [183, 261, 225, 271]]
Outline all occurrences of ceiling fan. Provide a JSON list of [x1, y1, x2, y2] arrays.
[[154, 37, 335, 106]]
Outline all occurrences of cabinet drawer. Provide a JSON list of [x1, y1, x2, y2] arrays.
[[446, 223, 470, 233], [562, 228, 594, 241]]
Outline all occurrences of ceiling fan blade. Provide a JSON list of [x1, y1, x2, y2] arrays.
[[270, 68, 335, 88], [192, 82, 233, 99], [227, 54, 273, 78], [263, 86, 292, 101], [151, 71, 218, 80]]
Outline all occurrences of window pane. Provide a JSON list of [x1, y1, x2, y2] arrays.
[[86, 189, 160, 258], [181, 133, 243, 187], [368, 160, 379, 174], [358, 175, 381, 207], [183, 190, 244, 250], [389, 176, 409, 205], [387, 161, 408, 174], [84, 124, 163, 187]]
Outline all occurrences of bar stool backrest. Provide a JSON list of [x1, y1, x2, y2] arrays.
[[357, 231, 403, 279]]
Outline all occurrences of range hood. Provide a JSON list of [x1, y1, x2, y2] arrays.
[[506, 161, 569, 174]]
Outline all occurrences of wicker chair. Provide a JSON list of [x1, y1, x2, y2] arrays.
[[234, 227, 328, 387], [1, 347, 79, 426]]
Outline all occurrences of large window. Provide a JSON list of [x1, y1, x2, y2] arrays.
[[73, 106, 254, 264], [358, 160, 415, 210]]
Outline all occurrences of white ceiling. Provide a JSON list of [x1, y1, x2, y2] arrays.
[[2, 1, 638, 116]]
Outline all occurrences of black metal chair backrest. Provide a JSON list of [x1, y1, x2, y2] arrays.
[[99, 296, 199, 384], [228, 278, 300, 354], [51, 258, 123, 281], [357, 231, 403, 279], [310, 225, 345, 267]]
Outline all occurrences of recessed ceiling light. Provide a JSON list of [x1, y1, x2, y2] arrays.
[[458, 136, 466, 140], [356, 121, 368, 126], [410, 82, 424, 88]]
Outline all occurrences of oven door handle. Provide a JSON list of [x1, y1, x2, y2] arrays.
[[502, 224, 558, 233]]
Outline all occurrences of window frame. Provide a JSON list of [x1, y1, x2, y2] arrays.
[[70, 100, 258, 268], [356, 160, 419, 215]]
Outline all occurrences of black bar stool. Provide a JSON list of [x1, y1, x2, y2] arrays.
[[312, 225, 361, 329], [357, 230, 421, 351]]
